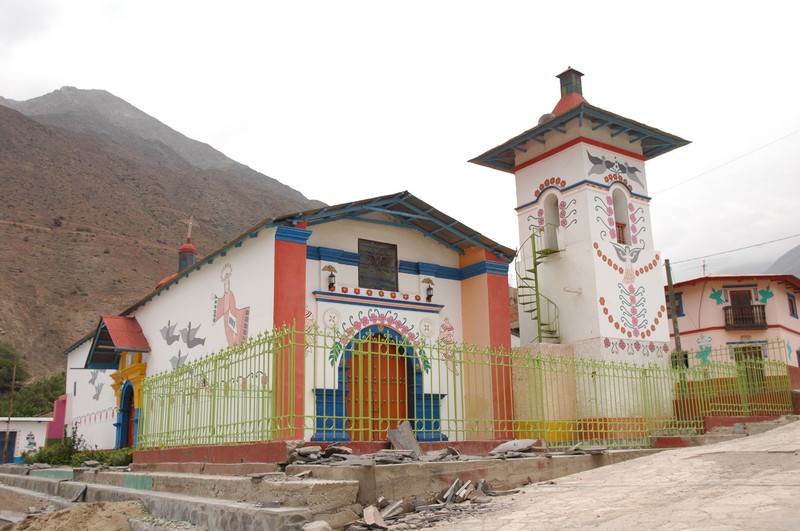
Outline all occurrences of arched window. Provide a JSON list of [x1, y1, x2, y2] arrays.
[[543, 193, 559, 250], [612, 188, 630, 245]]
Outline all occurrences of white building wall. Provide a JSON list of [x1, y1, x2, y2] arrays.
[[134, 227, 277, 377], [64, 341, 117, 449], [515, 141, 671, 365], [3, 418, 52, 460]]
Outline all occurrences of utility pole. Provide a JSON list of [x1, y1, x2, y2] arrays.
[[2, 360, 16, 463], [665, 259, 686, 368]]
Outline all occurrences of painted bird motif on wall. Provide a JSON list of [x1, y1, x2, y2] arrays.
[[170, 350, 187, 368], [180, 322, 206, 348], [709, 288, 725, 305], [586, 151, 644, 187], [160, 320, 181, 345], [610, 242, 643, 284]]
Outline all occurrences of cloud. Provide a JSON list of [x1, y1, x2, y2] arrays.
[[0, 0, 61, 50]]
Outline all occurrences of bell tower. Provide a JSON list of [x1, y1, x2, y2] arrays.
[[470, 68, 689, 363]]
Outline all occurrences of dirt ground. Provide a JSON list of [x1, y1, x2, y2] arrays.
[[0, 491, 147, 531]]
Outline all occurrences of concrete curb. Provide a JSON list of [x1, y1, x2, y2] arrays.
[[0, 473, 312, 530]]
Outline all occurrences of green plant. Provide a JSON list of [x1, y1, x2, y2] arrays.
[[21, 425, 85, 465]]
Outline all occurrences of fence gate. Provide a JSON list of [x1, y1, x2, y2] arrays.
[[347, 337, 409, 441]]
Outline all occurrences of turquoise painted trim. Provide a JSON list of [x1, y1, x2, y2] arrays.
[[64, 335, 93, 356], [30, 469, 74, 480], [789, 293, 798, 318], [307, 246, 462, 280], [470, 103, 689, 172], [124, 475, 154, 490], [307, 246, 506, 280], [460, 260, 510, 279], [276, 226, 312, 243], [725, 340, 768, 344], [313, 291, 444, 313], [516, 180, 651, 211]]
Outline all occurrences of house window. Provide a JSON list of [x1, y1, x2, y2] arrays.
[[724, 290, 767, 330], [666, 292, 684, 318], [358, 239, 398, 291], [789, 294, 798, 318], [615, 222, 627, 244]]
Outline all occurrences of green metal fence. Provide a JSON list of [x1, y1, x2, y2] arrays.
[[137, 327, 794, 450], [673, 339, 791, 368]]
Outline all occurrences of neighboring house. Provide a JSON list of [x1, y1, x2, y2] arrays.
[[0, 417, 52, 463], [59, 192, 515, 449], [665, 274, 800, 367]]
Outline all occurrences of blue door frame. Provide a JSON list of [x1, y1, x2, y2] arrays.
[[113, 380, 138, 449], [311, 325, 446, 442]]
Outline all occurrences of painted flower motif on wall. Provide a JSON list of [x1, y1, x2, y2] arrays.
[[604, 338, 667, 358], [559, 199, 578, 228], [328, 308, 430, 371], [527, 194, 577, 233]]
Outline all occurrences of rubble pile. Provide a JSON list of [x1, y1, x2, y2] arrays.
[[346, 478, 522, 530], [284, 423, 609, 529]]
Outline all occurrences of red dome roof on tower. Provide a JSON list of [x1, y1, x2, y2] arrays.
[[179, 239, 197, 254]]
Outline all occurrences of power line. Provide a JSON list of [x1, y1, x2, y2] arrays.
[[654, 127, 800, 195], [671, 234, 800, 265]]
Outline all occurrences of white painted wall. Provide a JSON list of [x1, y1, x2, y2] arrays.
[[64, 341, 117, 449], [515, 141, 671, 366], [134, 227, 277, 376], [2, 418, 52, 460]]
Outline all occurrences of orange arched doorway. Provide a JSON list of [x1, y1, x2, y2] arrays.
[[346, 333, 413, 441]]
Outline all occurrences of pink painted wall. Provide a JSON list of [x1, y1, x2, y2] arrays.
[[667, 276, 800, 366], [46, 394, 68, 440]]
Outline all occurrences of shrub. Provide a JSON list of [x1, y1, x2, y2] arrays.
[[69, 447, 132, 467], [21, 425, 84, 465], [21, 425, 133, 468]]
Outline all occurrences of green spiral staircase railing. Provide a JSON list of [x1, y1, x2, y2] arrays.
[[516, 224, 561, 343]]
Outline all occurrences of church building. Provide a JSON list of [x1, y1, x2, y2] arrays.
[[58, 68, 690, 450], [61, 192, 515, 449]]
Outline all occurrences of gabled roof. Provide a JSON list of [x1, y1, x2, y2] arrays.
[[270, 191, 516, 260], [83, 315, 150, 368], [469, 102, 690, 173], [669, 274, 800, 294], [132, 191, 515, 311], [60, 191, 516, 352]]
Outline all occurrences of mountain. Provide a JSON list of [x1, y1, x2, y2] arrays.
[[766, 244, 800, 278], [0, 89, 323, 379]]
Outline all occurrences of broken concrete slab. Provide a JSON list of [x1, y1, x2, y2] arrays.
[[488, 439, 548, 455], [387, 421, 423, 459], [287, 449, 659, 505], [363, 505, 389, 528]]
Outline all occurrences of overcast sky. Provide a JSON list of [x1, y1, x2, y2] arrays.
[[2, 1, 799, 281]]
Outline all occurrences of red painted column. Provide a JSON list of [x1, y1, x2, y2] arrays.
[[273, 224, 311, 440], [459, 248, 513, 439]]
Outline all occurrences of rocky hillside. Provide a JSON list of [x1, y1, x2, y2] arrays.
[[0, 90, 322, 379], [766, 244, 800, 278]]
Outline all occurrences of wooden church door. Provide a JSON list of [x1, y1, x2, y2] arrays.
[[347, 337, 409, 441]]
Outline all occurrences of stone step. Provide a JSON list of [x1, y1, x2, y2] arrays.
[[0, 473, 328, 530]]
